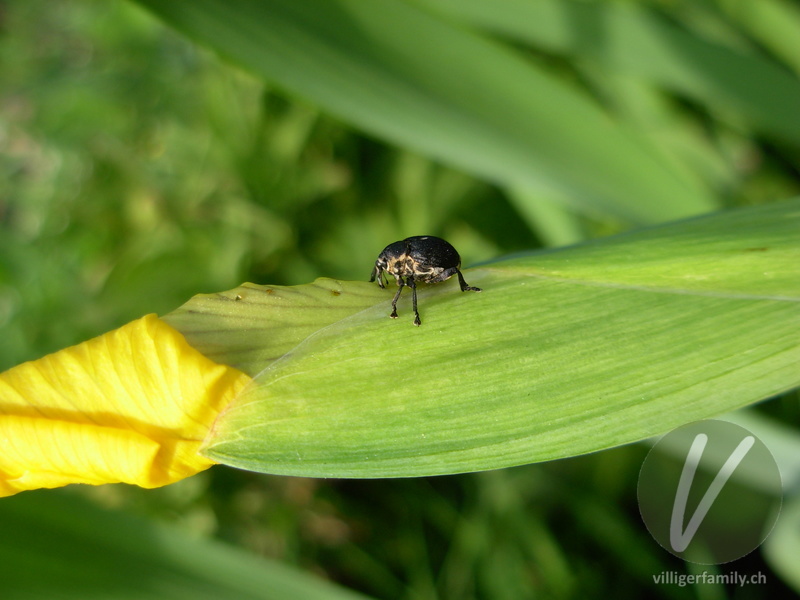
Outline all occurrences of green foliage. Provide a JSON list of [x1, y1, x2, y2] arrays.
[[136, 0, 718, 223], [0, 489, 372, 600], [165, 201, 799, 477], [426, 0, 800, 145], [1, 0, 798, 598]]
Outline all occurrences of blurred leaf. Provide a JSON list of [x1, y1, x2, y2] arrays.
[[133, 0, 716, 224], [506, 186, 586, 247], [423, 0, 800, 146], [165, 199, 800, 477], [721, 410, 800, 494], [763, 494, 800, 593], [710, 0, 800, 75], [0, 490, 371, 600]]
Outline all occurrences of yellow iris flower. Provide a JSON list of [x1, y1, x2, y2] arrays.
[[0, 314, 251, 497]]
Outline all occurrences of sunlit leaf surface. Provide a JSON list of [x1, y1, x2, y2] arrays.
[[166, 200, 800, 477]]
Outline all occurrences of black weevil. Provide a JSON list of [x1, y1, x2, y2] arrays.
[[370, 236, 481, 326]]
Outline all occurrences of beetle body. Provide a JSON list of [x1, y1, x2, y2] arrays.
[[370, 235, 481, 326]]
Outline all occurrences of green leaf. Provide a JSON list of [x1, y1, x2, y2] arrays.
[[764, 495, 800, 594], [133, 0, 715, 223], [165, 199, 800, 478], [709, 0, 800, 76], [165, 279, 388, 377], [423, 0, 800, 146], [0, 490, 372, 600]]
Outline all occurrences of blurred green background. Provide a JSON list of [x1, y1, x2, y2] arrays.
[[1, 0, 798, 598]]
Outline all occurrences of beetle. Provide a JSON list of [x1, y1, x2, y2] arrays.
[[369, 235, 481, 326]]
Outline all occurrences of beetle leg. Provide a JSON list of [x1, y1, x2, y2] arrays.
[[456, 269, 481, 292], [409, 277, 421, 326], [390, 279, 404, 319]]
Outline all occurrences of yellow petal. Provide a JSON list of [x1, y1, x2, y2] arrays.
[[0, 314, 251, 497]]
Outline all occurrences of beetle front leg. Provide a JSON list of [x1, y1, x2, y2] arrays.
[[409, 277, 421, 326], [390, 280, 405, 319]]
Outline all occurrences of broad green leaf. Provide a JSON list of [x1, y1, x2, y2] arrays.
[[133, 0, 715, 223], [423, 0, 800, 146], [165, 199, 800, 478], [165, 279, 388, 377], [0, 490, 371, 600]]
